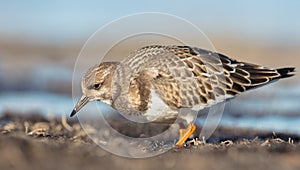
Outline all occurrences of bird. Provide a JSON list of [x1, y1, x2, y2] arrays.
[[70, 45, 295, 147]]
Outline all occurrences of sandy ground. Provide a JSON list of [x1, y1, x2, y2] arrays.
[[0, 112, 300, 170]]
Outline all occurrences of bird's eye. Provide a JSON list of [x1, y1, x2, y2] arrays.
[[92, 83, 101, 89]]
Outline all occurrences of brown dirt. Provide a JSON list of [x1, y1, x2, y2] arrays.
[[0, 112, 300, 170]]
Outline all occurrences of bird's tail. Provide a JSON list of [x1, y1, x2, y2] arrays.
[[276, 67, 295, 79], [223, 64, 295, 96]]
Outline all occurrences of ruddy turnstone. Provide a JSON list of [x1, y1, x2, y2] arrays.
[[70, 45, 295, 146]]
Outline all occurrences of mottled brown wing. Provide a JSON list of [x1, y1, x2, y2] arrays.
[[162, 46, 227, 108], [126, 45, 228, 109], [123, 45, 295, 110], [165, 46, 295, 101]]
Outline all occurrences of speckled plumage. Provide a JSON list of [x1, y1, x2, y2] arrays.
[[71, 45, 295, 123]]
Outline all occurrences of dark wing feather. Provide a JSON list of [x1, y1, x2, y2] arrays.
[[217, 52, 295, 95]]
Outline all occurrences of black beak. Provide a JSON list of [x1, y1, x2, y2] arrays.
[[70, 96, 90, 117]]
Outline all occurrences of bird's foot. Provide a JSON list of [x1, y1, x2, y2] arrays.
[[175, 123, 196, 147]]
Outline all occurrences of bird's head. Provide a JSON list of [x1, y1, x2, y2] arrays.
[[70, 62, 119, 117]]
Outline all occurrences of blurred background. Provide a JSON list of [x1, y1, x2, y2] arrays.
[[0, 0, 299, 134]]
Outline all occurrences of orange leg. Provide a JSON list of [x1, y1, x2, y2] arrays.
[[175, 123, 196, 147]]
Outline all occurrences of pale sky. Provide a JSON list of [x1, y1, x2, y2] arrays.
[[0, 0, 299, 44]]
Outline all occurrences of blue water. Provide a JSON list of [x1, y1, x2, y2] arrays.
[[195, 114, 300, 135], [221, 115, 300, 134], [225, 84, 300, 117], [0, 91, 74, 116]]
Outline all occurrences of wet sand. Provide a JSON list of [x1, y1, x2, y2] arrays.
[[0, 112, 299, 170]]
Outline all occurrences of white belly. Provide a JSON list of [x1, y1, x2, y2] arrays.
[[141, 91, 229, 123], [143, 91, 178, 122]]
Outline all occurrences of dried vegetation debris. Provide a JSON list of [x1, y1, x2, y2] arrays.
[[0, 112, 91, 142], [0, 111, 299, 151], [0, 112, 300, 170]]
